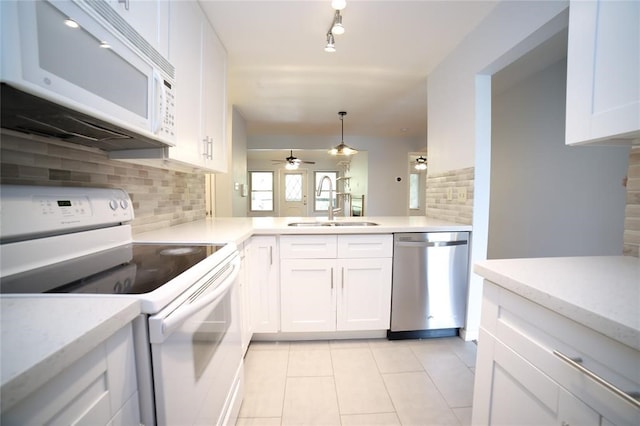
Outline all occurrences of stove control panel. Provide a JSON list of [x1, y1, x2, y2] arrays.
[[0, 185, 134, 241]]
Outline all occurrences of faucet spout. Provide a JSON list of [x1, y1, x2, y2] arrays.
[[316, 176, 334, 220]]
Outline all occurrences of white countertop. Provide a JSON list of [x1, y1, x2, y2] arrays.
[[134, 216, 472, 244], [0, 296, 140, 411], [474, 256, 640, 351]]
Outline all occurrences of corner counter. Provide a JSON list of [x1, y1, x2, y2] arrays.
[[474, 255, 639, 350], [472, 256, 640, 425], [1, 296, 141, 412]]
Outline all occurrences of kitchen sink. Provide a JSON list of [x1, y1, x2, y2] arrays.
[[287, 221, 379, 227]]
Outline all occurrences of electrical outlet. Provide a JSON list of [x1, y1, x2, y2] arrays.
[[446, 187, 454, 201], [457, 187, 467, 202]]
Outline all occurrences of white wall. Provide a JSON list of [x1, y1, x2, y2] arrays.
[[490, 58, 629, 258], [426, 0, 570, 340], [248, 134, 423, 216]]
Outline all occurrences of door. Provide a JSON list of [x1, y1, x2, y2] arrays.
[[280, 170, 308, 217]]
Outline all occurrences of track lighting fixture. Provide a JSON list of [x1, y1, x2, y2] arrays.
[[324, 1, 346, 52], [329, 111, 358, 156]]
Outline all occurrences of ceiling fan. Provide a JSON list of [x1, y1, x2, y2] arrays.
[[272, 150, 316, 169]]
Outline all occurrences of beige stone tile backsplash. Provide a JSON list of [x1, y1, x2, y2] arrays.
[[0, 133, 207, 235], [426, 167, 474, 225], [623, 147, 640, 257]]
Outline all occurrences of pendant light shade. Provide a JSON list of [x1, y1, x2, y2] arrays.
[[329, 111, 358, 156]]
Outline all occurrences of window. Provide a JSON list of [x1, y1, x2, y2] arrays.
[[249, 172, 274, 211], [314, 171, 337, 212], [409, 173, 420, 209]]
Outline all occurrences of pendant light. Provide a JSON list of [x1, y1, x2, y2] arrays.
[[414, 155, 427, 170], [329, 111, 358, 156]]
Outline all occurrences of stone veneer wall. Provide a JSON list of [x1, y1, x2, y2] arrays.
[[624, 147, 640, 257], [425, 167, 474, 225], [0, 133, 206, 235]]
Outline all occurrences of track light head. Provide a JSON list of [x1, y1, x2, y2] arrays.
[[324, 33, 336, 52], [331, 11, 345, 35], [332, 0, 346, 10]]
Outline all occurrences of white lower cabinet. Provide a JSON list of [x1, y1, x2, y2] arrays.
[[473, 281, 640, 426], [280, 234, 392, 333], [2, 324, 140, 426], [249, 236, 280, 333]]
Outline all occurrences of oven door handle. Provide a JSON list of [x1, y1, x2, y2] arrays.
[[149, 256, 240, 343]]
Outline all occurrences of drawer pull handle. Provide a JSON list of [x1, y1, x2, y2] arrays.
[[553, 350, 640, 408]]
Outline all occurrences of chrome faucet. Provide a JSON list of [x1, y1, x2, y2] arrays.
[[316, 175, 334, 220]]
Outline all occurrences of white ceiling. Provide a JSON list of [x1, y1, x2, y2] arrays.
[[199, 0, 499, 140]]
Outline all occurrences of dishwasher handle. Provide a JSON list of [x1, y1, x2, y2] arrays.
[[396, 240, 468, 248]]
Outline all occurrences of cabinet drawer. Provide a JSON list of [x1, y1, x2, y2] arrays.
[[337, 234, 392, 258], [280, 235, 337, 259], [483, 281, 640, 425]]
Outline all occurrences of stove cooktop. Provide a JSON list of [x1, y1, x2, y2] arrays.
[[0, 243, 225, 295]]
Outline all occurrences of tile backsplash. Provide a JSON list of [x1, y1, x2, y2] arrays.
[[425, 167, 474, 225], [0, 133, 206, 235], [623, 147, 640, 257]]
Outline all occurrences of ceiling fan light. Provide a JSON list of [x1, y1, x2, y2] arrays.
[[414, 156, 427, 170], [331, 0, 346, 10], [285, 162, 299, 170]]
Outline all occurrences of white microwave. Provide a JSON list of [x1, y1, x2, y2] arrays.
[[0, 0, 176, 150]]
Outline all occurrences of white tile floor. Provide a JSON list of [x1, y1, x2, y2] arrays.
[[236, 337, 477, 426]]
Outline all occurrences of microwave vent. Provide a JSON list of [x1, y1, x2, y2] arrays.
[[1, 83, 171, 151]]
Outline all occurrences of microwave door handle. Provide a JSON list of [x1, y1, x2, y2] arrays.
[[151, 69, 164, 134], [149, 257, 240, 343]]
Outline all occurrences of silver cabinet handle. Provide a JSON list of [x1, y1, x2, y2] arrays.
[[330, 267, 334, 290], [269, 246, 273, 266], [341, 267, 344, 290], [396, 240, 467, 248], [553, 350, 640, 408]]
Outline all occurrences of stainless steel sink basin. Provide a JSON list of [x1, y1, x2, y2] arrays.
[[287, 221, 379, 227]]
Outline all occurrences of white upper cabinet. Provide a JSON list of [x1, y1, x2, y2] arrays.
[[165, 1, 228, 172], [110, 1, 228, 172], [565, 0, 640, 146], [105, 0, 169, 57]]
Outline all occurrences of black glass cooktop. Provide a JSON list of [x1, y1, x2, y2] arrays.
[[0, 243, 225, 295]]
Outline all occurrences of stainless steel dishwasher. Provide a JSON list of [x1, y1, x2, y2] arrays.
[[388, 232, 470, 339]]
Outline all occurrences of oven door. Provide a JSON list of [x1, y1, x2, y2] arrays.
[[148, 253, 243, 425]]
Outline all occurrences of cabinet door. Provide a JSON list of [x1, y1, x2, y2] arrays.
[[566, 0, 640, 145], [201, 21, 228, 172], [106, 0, 169, 56], [167, 1, 205, 168], [473, 331, 601, 426], [250, 236, 280, 333], [337, 258, 392, 331], [280, 259, 336, 332]]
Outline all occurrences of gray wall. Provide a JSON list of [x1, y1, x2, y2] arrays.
[[489, 58, 629, 258], [215, 107, 249, 217]]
